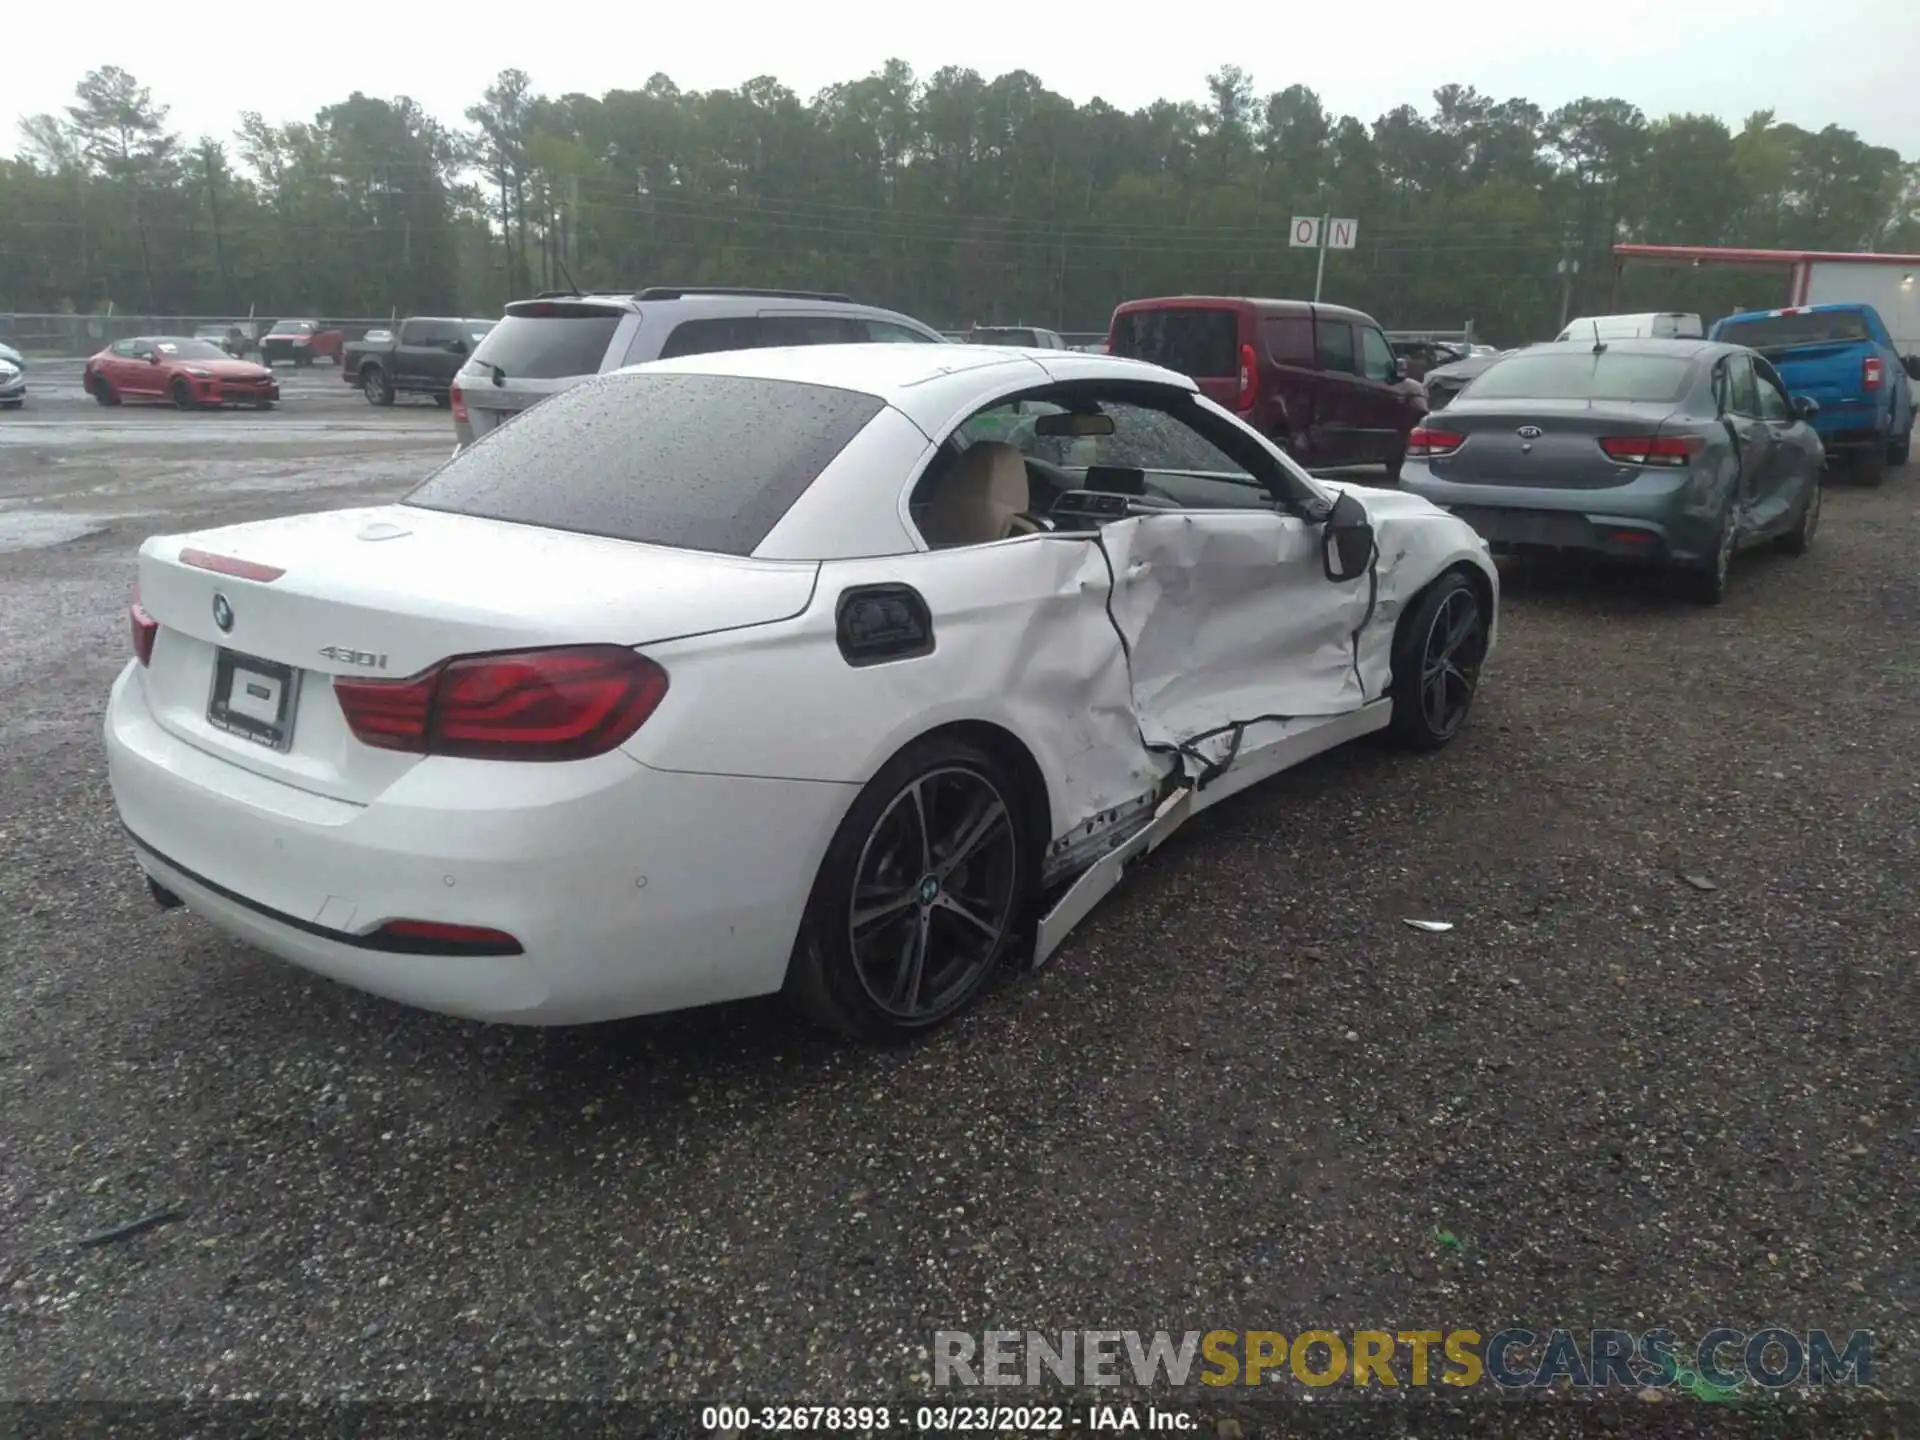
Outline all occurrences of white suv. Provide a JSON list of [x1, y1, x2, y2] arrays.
[[451, 286, 948, 448]]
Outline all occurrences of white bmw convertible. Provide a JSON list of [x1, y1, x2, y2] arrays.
[[106, 344, 1498, 1039]]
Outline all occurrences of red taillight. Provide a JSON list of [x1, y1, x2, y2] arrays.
[[334, 645, 669, 762], [366, 919, 523, 956], [1863, 356, 1883, 391], [449, 382, 468, 422], [129, 600, 158, 666], [1236, 342, 1258, 411], [179, 548, 286, 583], [1599, 434, 1704, 467], [1406, 427, 1466, 458], [333, 670, 437, 750]]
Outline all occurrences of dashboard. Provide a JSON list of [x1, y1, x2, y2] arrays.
[[1023, 454, 1285, 525]]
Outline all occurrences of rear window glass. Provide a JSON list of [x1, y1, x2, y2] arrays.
[[758, 315, 867, 346], [1109, 309, 1238, 378], [970, 328, 1038, 345], [1717, 310, 1873, 350], [657, 317, 761, 359], [402, 373, 885, 555], [471, 309, 623, 379], [1266, 317, 1313, 364], [1466, 352, 1695, 403]]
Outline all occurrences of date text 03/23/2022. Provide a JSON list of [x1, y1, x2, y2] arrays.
[[700, 1404, 1195, 1432]]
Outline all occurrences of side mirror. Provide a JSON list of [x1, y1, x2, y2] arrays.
[[1904, 355, 1920, 381], [146, 352, 161, 365], [1321, 490, 1376, 583], [1394, 357, 1410, 381], [1793, 395, 1819, 419], [448, 338, 468, 355]]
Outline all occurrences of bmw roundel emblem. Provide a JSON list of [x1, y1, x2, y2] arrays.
[[212, 592, 234, 632]]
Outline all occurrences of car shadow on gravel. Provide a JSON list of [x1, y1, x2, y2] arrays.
[[147, 739, 1406, 1176], [185, 932, 905, 1153], [1493, 544, 1807, 615]]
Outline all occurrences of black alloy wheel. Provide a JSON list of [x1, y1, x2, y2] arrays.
[[785, 736, 1031, 1040], [1388, 570, 1487, 750]]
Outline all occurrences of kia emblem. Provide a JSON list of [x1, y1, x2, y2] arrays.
[[1516, 425, 1544, 440]]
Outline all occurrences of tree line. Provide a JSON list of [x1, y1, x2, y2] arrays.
[[3, 64, 1916, 343]]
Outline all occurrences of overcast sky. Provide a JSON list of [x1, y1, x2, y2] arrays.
[[8, 0, 1919, 163]]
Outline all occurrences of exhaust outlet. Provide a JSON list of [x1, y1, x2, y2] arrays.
[[147, 876, 184, 911]]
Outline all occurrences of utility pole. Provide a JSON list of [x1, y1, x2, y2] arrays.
[[498, 172, 513, 302], [133, 191, 158, 316], [1557, 254, 1581, 330], [202, 143, 231, 314], [567, 173, 581, 278], [1312, 210, 1331, 303]]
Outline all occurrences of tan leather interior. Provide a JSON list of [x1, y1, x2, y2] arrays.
[[920, 441, 1031, 547]]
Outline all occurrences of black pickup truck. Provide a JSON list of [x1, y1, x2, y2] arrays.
[[342, 317, 496, 406]]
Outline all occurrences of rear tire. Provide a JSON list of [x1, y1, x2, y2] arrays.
[[1386, 569, 1488, 751], [362, 365, 393, 406], [1774, 476, 1820, 555], [433, 392, 452, 409], [783, 734, 1034, 1041], [1890, 428, 1912, 467], [1680, 504, 1736, 604], [1382, 441, 1406, 485], [1853, 443, 1886, 487]]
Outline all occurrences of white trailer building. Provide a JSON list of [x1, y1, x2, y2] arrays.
[[1611, 245, 1920, 360]]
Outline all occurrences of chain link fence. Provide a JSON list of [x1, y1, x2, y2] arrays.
[[0, 314, 399, 360]]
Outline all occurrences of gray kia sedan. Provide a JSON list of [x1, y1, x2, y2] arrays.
[[1399, 339, 1825, 604]]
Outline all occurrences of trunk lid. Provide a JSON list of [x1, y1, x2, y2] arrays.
[[458, 302, 631, 445], [458, 373, 575, 443], [1759, 343, 1870, 410], [134, 506, 818, 804], [1417, 401, 1691, 488]]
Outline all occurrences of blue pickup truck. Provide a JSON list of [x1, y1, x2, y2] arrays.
[[1708, 303, 1915, 483]]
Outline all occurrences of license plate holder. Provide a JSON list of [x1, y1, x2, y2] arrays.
[[1454, 507, 1592, 549], [207, 650, 301, 751]]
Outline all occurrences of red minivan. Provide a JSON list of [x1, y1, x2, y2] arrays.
[[1107, 296, 1425, 480]]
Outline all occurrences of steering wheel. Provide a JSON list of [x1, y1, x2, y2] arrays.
[[1021, 454, 1077, 514]]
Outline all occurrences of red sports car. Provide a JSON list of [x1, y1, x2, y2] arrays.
[[85, 336, 281, 410]]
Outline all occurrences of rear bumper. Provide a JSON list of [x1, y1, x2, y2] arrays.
[[1812, 425, 1886, 451], [103, 660, 853, 1024], [1398, 467, 1712, 563]]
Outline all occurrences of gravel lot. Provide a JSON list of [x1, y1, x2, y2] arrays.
[[2, 376, 1916, 1432]]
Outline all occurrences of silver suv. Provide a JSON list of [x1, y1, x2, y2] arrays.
[[451, 286, 949, 447]]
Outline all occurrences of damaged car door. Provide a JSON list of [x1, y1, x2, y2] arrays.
[[1029, 394, 1377, 756]]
